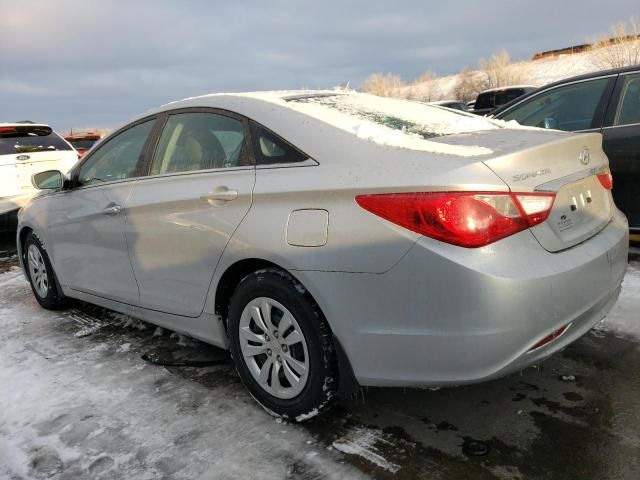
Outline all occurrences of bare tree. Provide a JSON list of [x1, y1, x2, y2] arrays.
[[591, 17, 640, 69], [453, 68, 488, 102], [410, 70, 438, 101], [360, 73, 405, 97], [478, 50, 526, 89]]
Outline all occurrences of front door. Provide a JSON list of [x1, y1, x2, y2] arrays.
[[125, 110, 255, 317], [46, 118, 156, 304]]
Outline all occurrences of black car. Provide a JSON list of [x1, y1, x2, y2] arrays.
[[471, 86, 536, 116], [428, 100, 469, 111], [493, 66, 640, 238]]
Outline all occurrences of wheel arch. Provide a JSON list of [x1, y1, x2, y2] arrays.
[[213, 257, 360, 397]]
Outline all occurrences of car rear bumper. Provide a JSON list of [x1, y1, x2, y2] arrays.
[[297, 209, 629, 387]]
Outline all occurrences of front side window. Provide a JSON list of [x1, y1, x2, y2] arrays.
[[150, 112, 248, 175], [500, 78, 611, 131], [614, 74, 640, 127], [77, 120, 154, 186]]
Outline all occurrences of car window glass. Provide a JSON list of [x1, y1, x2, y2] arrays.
[[494, 89, 524, 106], [474, 92, 494, 110], [500, 78, 610, 131], [251, 123, 307, 165], [150, 112, 248, 175], [0, 126, 72, 155], [78, 120, 154, 186], [614, 74, 640, 127]]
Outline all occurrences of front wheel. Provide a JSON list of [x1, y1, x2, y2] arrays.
[[24, 232, 66, 310], [228, 269, 337, 421]]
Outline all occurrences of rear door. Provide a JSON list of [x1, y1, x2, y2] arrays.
[[124, 109, 255, 317], [602, 71, 640, 232]]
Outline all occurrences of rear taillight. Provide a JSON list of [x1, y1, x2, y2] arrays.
[[597, 169, 613, 190], [355, 191, 555, 248]]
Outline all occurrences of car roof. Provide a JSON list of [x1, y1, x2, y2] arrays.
[[478, 85, 536, 94], [492, 64, 640, 117], [0, 122, 50, 128]]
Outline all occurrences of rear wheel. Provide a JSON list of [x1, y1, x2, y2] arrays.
[[228, 269, 337, 421], [24, 232, 66, 310]]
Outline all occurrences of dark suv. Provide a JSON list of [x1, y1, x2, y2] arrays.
[[472, 86, 536, 116], [493, 66, 640, 239]]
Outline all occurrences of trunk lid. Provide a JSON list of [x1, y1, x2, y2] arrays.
[[432, 130, 613, 252], [480, 131, 612, 252]]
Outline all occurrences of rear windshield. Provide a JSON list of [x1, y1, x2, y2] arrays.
[[0, 126, 72, 155], [283, 93, 498, 157], [68, 138, 99, 150]]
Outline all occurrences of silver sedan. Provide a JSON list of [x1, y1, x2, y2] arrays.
[[17, 91, 628, 420]]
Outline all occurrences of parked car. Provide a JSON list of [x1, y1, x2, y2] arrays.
[[428, 100, 469, 111], [0, 123, 78, 231], [64, 130, 104, 159], [17, 92, 628, 419], [493, 66, 640, 240], [472, 86, 536, 116]]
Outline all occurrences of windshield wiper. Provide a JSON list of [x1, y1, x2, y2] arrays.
[[15, 145, 56, 153]]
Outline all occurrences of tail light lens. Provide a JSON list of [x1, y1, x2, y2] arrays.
[[597, 169, 613, 190], [355, 191, 555, 248]]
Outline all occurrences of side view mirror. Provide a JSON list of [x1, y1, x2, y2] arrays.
[[32, 170, 63, 190], [543, 117, 558, 129]]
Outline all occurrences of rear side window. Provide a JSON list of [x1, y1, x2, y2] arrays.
[[494, 89, 526, 107], [0, 125, 72, 155], [499, 78, 611, 131], [474, 92, 495, 110], [78, 120, 154, 186], [250, 122, 307, 165], [613, 73, 640, 126], [150, 112, 250, 175]]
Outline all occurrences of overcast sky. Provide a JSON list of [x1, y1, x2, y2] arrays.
[[1, 0, 638, 133]]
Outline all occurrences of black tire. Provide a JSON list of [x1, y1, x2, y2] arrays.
[[23, 232, 66, 310], [228, 268, 337, 421]]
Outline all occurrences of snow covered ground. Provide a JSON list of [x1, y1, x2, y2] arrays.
[[399, 40, 640, 101], [0, 244, 639, 479]]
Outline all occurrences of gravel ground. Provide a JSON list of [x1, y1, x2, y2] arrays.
[[1, 232, 639, 480]]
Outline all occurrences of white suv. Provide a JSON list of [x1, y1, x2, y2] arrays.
[[1, 123, 78, 225]]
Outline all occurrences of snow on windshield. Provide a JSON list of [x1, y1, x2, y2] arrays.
[[284, 93, 497, 157]]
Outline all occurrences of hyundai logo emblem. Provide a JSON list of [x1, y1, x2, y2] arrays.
[[16, 154, 30, 161], [579, 148, 590, 165]]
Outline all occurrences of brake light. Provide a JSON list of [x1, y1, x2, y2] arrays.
[[355, 191, 555, 248], [597, 170, 613, 190]]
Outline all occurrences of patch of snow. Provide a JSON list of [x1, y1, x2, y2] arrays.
[[244, 91, 495, 157], [295, 409, 320, 422], [332, 426, 400, 473], [598, 262, 640, 340], [0, 269, 366, 480], [117, 343, 131, 353]]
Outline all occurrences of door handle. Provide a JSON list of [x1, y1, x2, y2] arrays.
[[200, 187, 238, 205], [102, 204, 122, 215]]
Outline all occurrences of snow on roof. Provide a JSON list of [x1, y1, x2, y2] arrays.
[[239, 91, 499, 157]]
